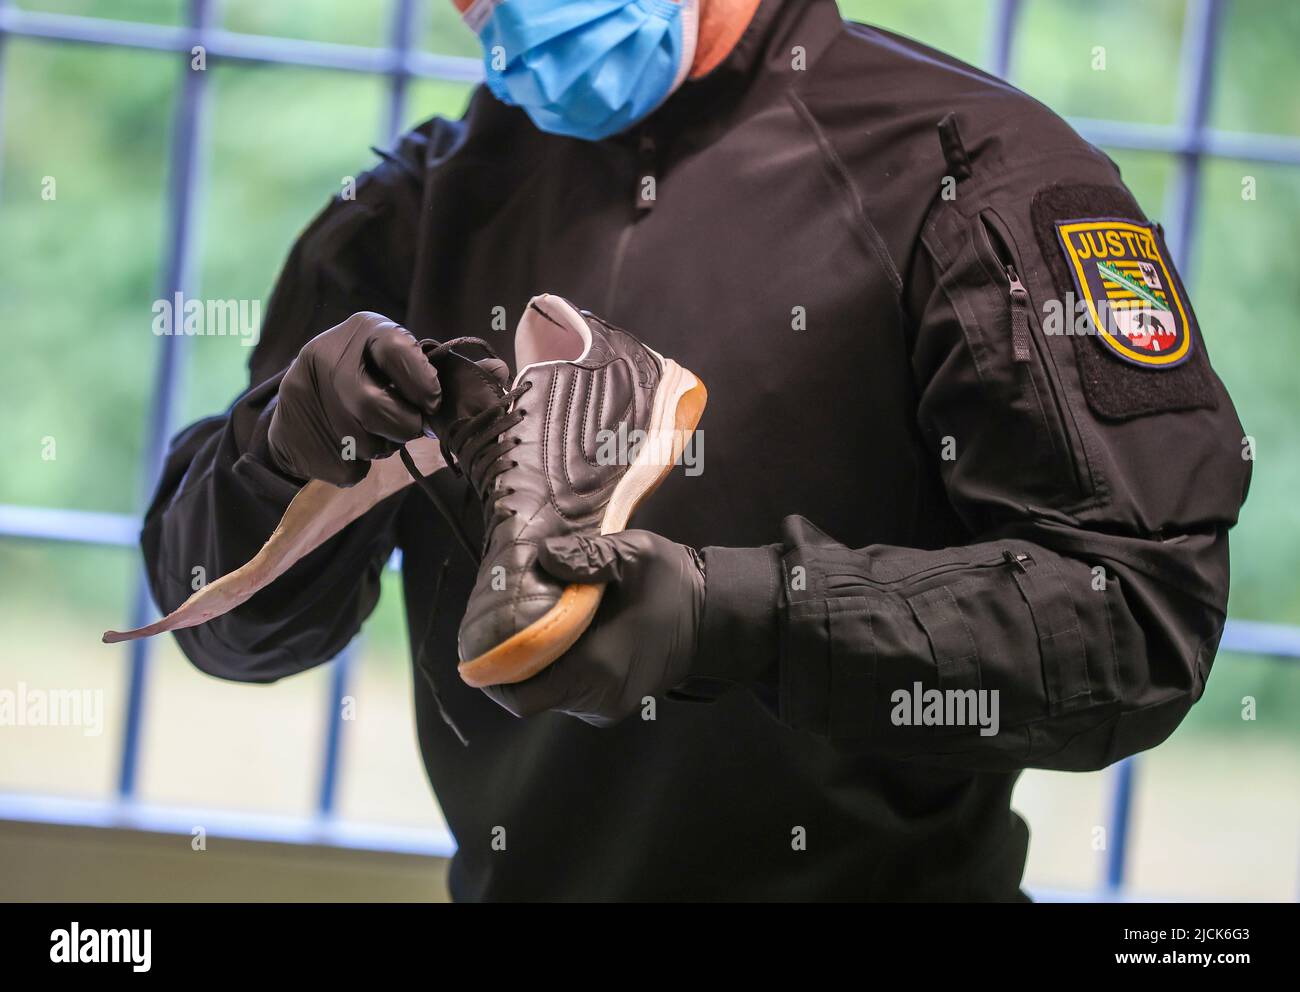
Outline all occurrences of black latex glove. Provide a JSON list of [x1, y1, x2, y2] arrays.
[[482, 531, 704, 728], [268, 312, 441, 486]]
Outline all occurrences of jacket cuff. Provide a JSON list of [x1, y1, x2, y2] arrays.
[[225, 390, 307, 510], [674, 545, 783, 700]]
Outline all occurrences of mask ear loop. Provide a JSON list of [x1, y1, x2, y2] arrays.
[[671, 0, 702, 91], [461, 0, 499, 34]]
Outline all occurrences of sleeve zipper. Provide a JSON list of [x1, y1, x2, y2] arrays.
[[1006, 265, 1032, 363], [824, 549, 1036, 590], [975, 208, 1092, 500], [977, 211, 1033, 364]]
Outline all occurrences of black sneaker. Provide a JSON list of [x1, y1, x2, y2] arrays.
[[445, 295, 707, 688]]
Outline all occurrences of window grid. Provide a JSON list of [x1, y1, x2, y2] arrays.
[[0, 0, 1292, 898]]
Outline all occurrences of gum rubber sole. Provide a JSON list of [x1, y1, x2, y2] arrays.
[[457, 363, 707, 689]]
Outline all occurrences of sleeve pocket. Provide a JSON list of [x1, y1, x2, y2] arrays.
[[907, 586, 982, 693], [1009, 557, 1093, 715]]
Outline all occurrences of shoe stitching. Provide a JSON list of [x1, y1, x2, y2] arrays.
[[551, 367, 630, 517], [578, 361, 633, 468]]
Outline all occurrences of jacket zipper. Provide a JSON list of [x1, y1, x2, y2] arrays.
[[604, 130, 657, 315], [977, 214, 1035, 362], [977, 211, 1089, 497], [1006, 265, 1032, 363], [825, 550, 1034, 589]]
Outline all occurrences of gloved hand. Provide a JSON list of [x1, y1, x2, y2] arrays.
[[482, 531, 704, 727], [268, 312, 441, 487]]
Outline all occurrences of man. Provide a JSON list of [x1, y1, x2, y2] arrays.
[[142, 0, 1250, 900]]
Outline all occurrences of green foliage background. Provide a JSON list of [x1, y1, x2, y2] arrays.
[[1, 0, 1297, 750]]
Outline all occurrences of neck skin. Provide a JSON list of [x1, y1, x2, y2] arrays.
[[690, 0, 764, 78]]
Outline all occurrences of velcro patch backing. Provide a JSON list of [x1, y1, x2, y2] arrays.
[[1031, 184, 1217, 420]]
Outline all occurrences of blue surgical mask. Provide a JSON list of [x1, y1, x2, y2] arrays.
[[464, 0, 700, 141]]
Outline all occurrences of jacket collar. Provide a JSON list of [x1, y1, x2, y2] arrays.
[[638, 0, 844, 137], [701, 0, 838, 81]]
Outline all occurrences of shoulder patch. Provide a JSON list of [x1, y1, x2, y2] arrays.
[[1031, 183, 1217, 421], [1055, 218, 1192, 368]]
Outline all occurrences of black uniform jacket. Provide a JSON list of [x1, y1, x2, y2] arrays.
[[141, 0, 1250, 900]]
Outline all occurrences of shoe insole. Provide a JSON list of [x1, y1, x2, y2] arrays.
[[102, 438, 445, 644]]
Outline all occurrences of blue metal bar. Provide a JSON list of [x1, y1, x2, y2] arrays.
[[382, 0, 420, 144], [1162, 0, 1226, 269], [1103, 757, 1137, 892], [985, 0, 1022, 79], [0, 505, 138, 546], [118, 0, 216, 802], [8, 497, 1300, 659], [1199, 127, 1300, 166], [1096, 0, 1226, 899], [316, 648, 355, 817], [0, 5, 480, 82], [1068, 117, 1300, 167], [312, 0, 424, 825], [1220, 619, 1300, 659], [0, 3, 184, 52]]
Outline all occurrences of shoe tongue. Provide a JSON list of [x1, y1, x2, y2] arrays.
[[474, 356, 509, 388], [514, 294, 592, 384], [425, 350, 509, 438]]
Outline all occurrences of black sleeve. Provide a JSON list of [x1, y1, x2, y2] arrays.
[[696, 148, 1251, 772], [139, 119, 457, 684]]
